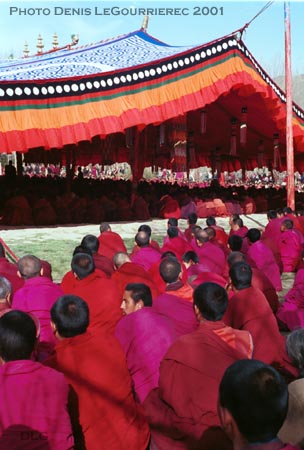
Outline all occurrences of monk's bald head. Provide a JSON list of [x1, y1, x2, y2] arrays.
[[204, 227, 216, 240], [17, 255, 42, 279], [195, 229, 209, 244], [113, 252, 130, 268]]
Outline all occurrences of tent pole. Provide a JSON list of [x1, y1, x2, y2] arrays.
[[285, 1, 295, 210]]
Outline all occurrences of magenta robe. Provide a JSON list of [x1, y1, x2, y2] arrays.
[[277, 268, 304, 330], [12, 277, 64, 360], [152, 292, 199, 337], [191, 240, 225, 275], [115, 308, 176, 403], [247, 240, 282, 291], [131, 246, 161, 272], [0, 360, 73, 449]]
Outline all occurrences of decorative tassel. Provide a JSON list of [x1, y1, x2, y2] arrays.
[[240, 107, 247, 146]]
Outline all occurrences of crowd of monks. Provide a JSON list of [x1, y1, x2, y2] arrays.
[[1, 210, 304, 449], [2, 173, 304, 225]]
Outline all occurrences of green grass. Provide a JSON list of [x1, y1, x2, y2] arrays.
[[7, 236, 163, 283]]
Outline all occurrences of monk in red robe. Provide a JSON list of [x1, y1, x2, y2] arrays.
[[191, 228, 226, 275], [0, 242, 24, 295], [206, 216, 229, 246], [224, 262, 295, 376], [97, 222, 127, 261], [112, 252, 160, 300], [130, 224, 161, 257], [228, 216, 249, 254], [81, 234, 113, 277], [47, 295, 150, 450], [159, 195, 181, 219], [131, 231, 161, 272], [183, 213, 198, 242], [161, 227, 193, 260], [182, 251, 227, 287], [143, 282, 253, 450], [280, 219, 302, 272], [61, 253, 121, 334]]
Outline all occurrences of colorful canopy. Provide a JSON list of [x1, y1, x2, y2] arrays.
[[0, 29, 303, 172]]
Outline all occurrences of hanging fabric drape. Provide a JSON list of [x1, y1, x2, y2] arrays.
[[230, 118, 237, 156], [240, 107, 248, 145], [273, 133, 281, 169]]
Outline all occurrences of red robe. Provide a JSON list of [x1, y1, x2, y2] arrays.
[[97, 230, 127, 261], [224, 286, 287, 365], [61, 272, 121, 334], [111, 262, 160, 300], [143, 321, 252, 450], [280, 230, 302, 272], [46, 330, 150, 450], [161, 237, 193, 261], [0, 257, 24, 295], [251, 268, 280, 313], [93, 253, 114, 277], [247, 240, 282, 291]]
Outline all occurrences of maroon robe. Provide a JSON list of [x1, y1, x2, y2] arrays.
[[251, 268, 280, 313], [143, 321, 252, 450], [92, 253, 114, 277], [280, 230, 302, 272], [161, 237, 193, 260], [224, 286, 288, 366], [111, 262, 160, 300], [0, 257, 24, 295]]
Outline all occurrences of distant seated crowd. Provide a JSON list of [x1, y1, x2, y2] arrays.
[[1, 174, 303, 226], [1, 209, 304, 449]]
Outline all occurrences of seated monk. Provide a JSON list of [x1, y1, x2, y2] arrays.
[[0, 242, 24, 295], [280, 219, 302, 273], [162, 218, 186, 246], [1, 194, 33, 226], [12, 255, 63, 361], [161, 226, 192, 260], [0, 276, 13, 317], [112, 252, 160, 300], [191, 228, 226, 276], [152, 257, 199, 337], [81, 234, 114, 277], [143, 282, 253, 450], [47, 295, 150, 450], [182, 251, 227, 288], [227, 252, 280, 314], [97, 222, 127, 261], [148, 251, 188, 294], [219, 359, 297, 450], [183, 213, 198, 242], [61, 252, 121, 334], [224, 262, 296, 376], [159, 194, 181, 219], [206, 216, 229, 246], [228, 216, 249, 254], [0, 311, 74, 449], [115, 283, 176, 403], [130, 224, 160, 257], [276, 267, 304, 331], [131, 231, 161, 272], [32, 197, 57, 226]]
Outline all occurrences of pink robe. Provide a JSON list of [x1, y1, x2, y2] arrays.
[[12, 277, 64, 360], [247, 240, 282, 291], [131, 246, 161, 272], [280, 230, 302, 272], [0, 360, 73, 449], [191, 240, 225, 275], [276, 268, 304, 330], [152, 292, 199, 337], [115, 308, 176, 403]]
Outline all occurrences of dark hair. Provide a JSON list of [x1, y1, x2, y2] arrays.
[[227, 251, 246, 268], [161, 251, 176, 259], [232, 217, 244, 228], [168, 218, 178, 227], [0, 310, 37, 361], [135, 231, 150, 247], [193, 282, 228, 321], [229, 262, 252, 290], [228, 235, 243, 251], [80, 234, 99, 254], [204, 226, 216, 239], [281, 219, 293, 230], [206, 216, 216, 226], [73, 245, 92, 257], [267, 210, 277, 220], [283, 206, 293, 215], [219, 359, 288, 443], [51, 295, 89, 338], [99, 222, 111, 233], [247, 228, 261, 243], [159, 257, 181, 283], [138, 224, 152, 237], [71, 253, 95, 279], [188, 213, 198, 225], [17, 255, 42, 279], [167, 226, 179, 239], [286, 329, 304, 378], [124, 283, 152, 307], [182, 251, 199, 264]]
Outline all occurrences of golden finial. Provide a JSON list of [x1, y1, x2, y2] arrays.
[[23, 41, 30, 58], [141, 16, 149, 32], [36, 34, 44, 54], [52, 32, 59, 49]]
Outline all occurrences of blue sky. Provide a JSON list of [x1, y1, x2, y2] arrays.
[[0, 1, 303, 75]]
